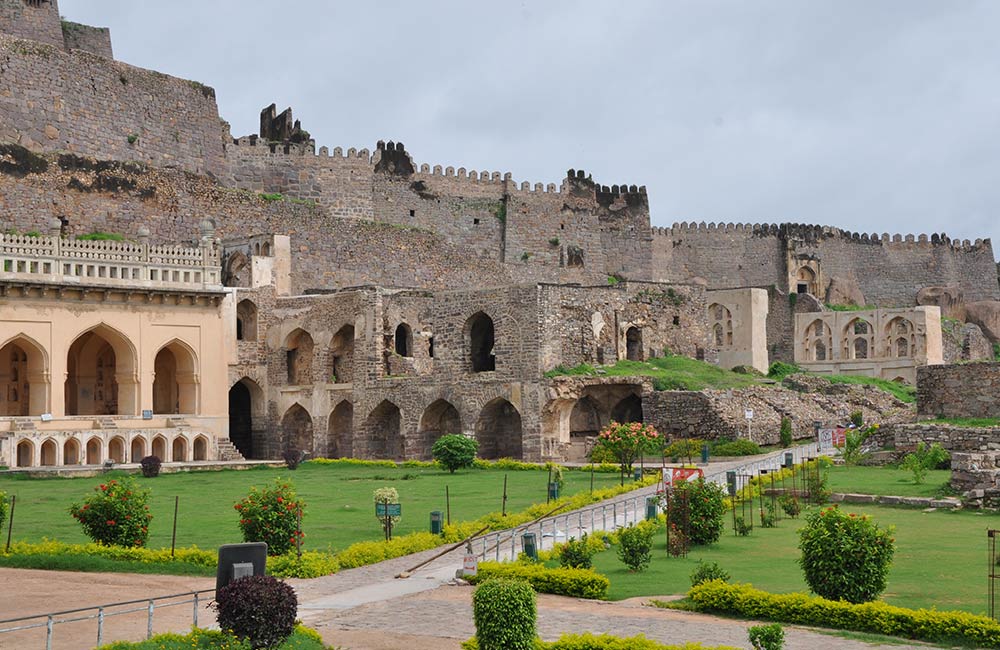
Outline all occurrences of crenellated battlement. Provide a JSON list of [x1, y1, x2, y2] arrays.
[[653, 221, 991, 252]]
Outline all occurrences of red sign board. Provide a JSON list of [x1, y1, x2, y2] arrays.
[[661, 467, 704, 490]]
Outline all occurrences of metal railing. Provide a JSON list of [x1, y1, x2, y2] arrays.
[[0, 588, 214, 649]]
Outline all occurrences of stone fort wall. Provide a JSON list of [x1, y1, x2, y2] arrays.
[[0, 0, 63, 49], [917, 362, 1000, 420], [653, 222, 999, 307]]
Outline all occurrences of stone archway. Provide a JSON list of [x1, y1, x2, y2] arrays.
[[365, 400, 403, 460], [625, 327, 643, 362], [330, 325, 355, 384], [475, 398, 523, 460], [228, 378, 262, 459], [466, 312, 496, 372], [569, 397, 601, 437], [418, 399, 462, 459], [328, 400, 353, 458], [0, 335, 49, 416], [63, 438, 81, 465], [16, 440, 33, 467], [130, 437, 146, 462], [281, 404, 313, 456], [65, 324, 138, 416], [153, 340, 198, 415]]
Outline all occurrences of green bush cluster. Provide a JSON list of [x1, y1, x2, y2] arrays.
[[234, 479, 305, 556], [900, 442, 950, 483], [473, 579, 537, 650], [666, 479, 726, 545], [468, 561, 609, 599], [559, 533, 598, 569], [462, 634, 737, 650], [97, 625, 328, 650], [69, 477, 153, 547], [617, 524, 654, 572], [766, 361, 801, 380], [214, 575, 297, 649], [799, 506, 895, 603], [0, 490, 8, 536], [708, 439, 761, 457], [432, 434, 479, 473], [779, 417, 793, 448], [690, 561, 730, 587], [685, 580, 1000, 648], [748, 624, 784, 650]]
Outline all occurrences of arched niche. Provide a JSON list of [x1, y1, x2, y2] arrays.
[[330, 325, 355, 384], [418, 399, 462, 459], [236, 299, 258, 342], [475, 398, 523, 460], [328, 400, 354, 459], [282, 404, 313, 456], [228, 378, 263, 459], [466, 312, 496, 372], [365, 400, 403, 460], [153, 340, 199, 415], [0, 334, 49, 416], [285, 329, 314, 385], [65, 324, 138, 416]]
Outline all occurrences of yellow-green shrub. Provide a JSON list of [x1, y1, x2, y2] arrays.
[[461, 633, 736, 650], [1, 539, 216, 567], [683, 581, 1000, 648], [467, 561, 609, 599], [267, 550, 339, 578]]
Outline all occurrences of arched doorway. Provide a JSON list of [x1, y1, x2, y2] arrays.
[[153, 341, 198, 415], [328, 400, 353, 458], [85, 438, 102, 464], [63, 438, 80, 465], [475, 398, 523, 459], [330, 325, 355, 384], [152, 435, 167, 461], [281, 404, 313, 456], [366, 400, 403, 460], [228, 379, 262, 459], [193, 435, 208, 461], [40, 439, 57, 466], [611, 394, 643, 423], [625, 327, 643, 362], [285, 329, 314, 385], [569, 397, 602, 437], [236, 300, 258, 342], [172, 436, 188, 462], [65, 325, 137, 416], [130, 437, 146, 462], [108, 436, 126, 463], [466, 312, 496, 372], [419, 399, 462, 459], [0, 335, 48, 416], [224, 252, 250, 288], [16, 440, 33, 467], [394, 324, 412, 357]]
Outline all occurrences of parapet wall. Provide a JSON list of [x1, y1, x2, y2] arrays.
[[0, 36, 226, 177], [652, 222, 999, 307], [917, 362, 1000, 419], [60, 20, 112, 58], [0, 0, 63, 49]]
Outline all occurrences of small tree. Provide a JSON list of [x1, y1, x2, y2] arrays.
[[664, 438, 701, 464], [617, 524, 654, 572], [690, 561, 730, 587], [594, 421, 660, 481], [664, 478, 726, 545], [69, 477, 152, 547], [432, 434, 478, 473], [798, 506, 895, 603], [901, 442, 950, 484], [779, 417, 793, 448], [559, 533, 597, 569], [373, 486, 400, 539], [234, 479, 305, 556], [473, 579, 536, 650]]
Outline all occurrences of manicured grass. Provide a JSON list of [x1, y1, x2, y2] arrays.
[[545, 356, 765, 391], [0, 552, 215, 576], [0, 464, 623, 553], [920, 417, 1000, 428], [594, 503, 1000, 614], [826, 465, 952, 498]]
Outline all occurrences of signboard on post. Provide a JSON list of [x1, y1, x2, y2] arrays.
[[375, 503, 402, 517], [744, 409, 754, 420], [818, 427, 846, 450], [462, 553, 478, 577], [660, 467, 705, 491]]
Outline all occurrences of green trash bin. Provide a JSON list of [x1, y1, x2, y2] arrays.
[[633, 467, 642, 482], [784, 452, 794, 469], [645, 496, 658, 520], [701, 443, 710, 464], [726, 470, 737, 497], [522, 532, 538, 561], [547, 482, 559, 501], [430, 510, 443, 535]]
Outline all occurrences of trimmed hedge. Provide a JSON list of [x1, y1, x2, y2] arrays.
[[305, 456, 621, 473], [461, 634, 736, 650], [96, 624, 328, 649], [682, 581, 1000, 648], [467, 561, 609, 599]]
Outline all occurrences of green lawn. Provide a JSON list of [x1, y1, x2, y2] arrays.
[[545, 356, 765, 391], [594, 503, 999, 614], [826, 465, 952, 498], [919, 417, 1000, 428], [0, 464, 623, 553]]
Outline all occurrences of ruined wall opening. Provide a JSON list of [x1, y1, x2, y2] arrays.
[[0, 336, 47, 416], [130, 437, 145, 462], [65, 325, 137, 416], [394, 323, 412, 358], [171, 436, 188, 462], [285, 329, 314, 385], [708, 304, 733, 347], [330, 325, 355, 384], [803, 319, 832, 362], [366, 400, 403, 460], [64, 438, 80, 465], [796, 266, 818, 295], [886, 317, 914, 358], [86, 437, 101, 464], [845, 318, 873, 360], [467, 312, 496, 372], [625, 327, 643, 362], [328, 400, 353, 458], [282, 404, 313, 456], [16, 440, 33, 467], [224, 252, 251, 288], [153, 341, 198, 415], [569, 397, 601, 437], [109, 436, 126, 463], [40, 438, 56, 466], [419, 399, 462, 459], [611, 394, 643, 423], [236, 299, 258, 342], [475, 398, 523, 459], [228, 379, 261, 459], [193, 435, 208, 461]]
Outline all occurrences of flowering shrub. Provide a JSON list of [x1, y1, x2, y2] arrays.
[[798, 506, 895, 603], [69, 477, 152, 547], [593, 421, 660, 476], [234, 480, 305, 556], [665, 478, 726, 545]]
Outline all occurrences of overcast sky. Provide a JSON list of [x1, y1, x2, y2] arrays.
[[60, 1, 1000, 250]]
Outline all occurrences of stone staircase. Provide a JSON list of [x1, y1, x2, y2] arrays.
[[215, 438, 245, 461]]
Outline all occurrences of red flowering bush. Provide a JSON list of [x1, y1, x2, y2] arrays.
[[69, 477, 152, 547], [593, 421, 660, 476], [798, 506, 895, 603], [235, 479, 305, 556], [665, 478, 726, 545]]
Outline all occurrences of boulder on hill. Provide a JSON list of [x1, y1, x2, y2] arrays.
[[825, 276, 865, 307], [917, 285, 966, 320], [965, 301, 1000, 344]]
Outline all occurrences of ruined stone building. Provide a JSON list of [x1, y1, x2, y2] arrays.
[[2, 0, 999, 467]]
